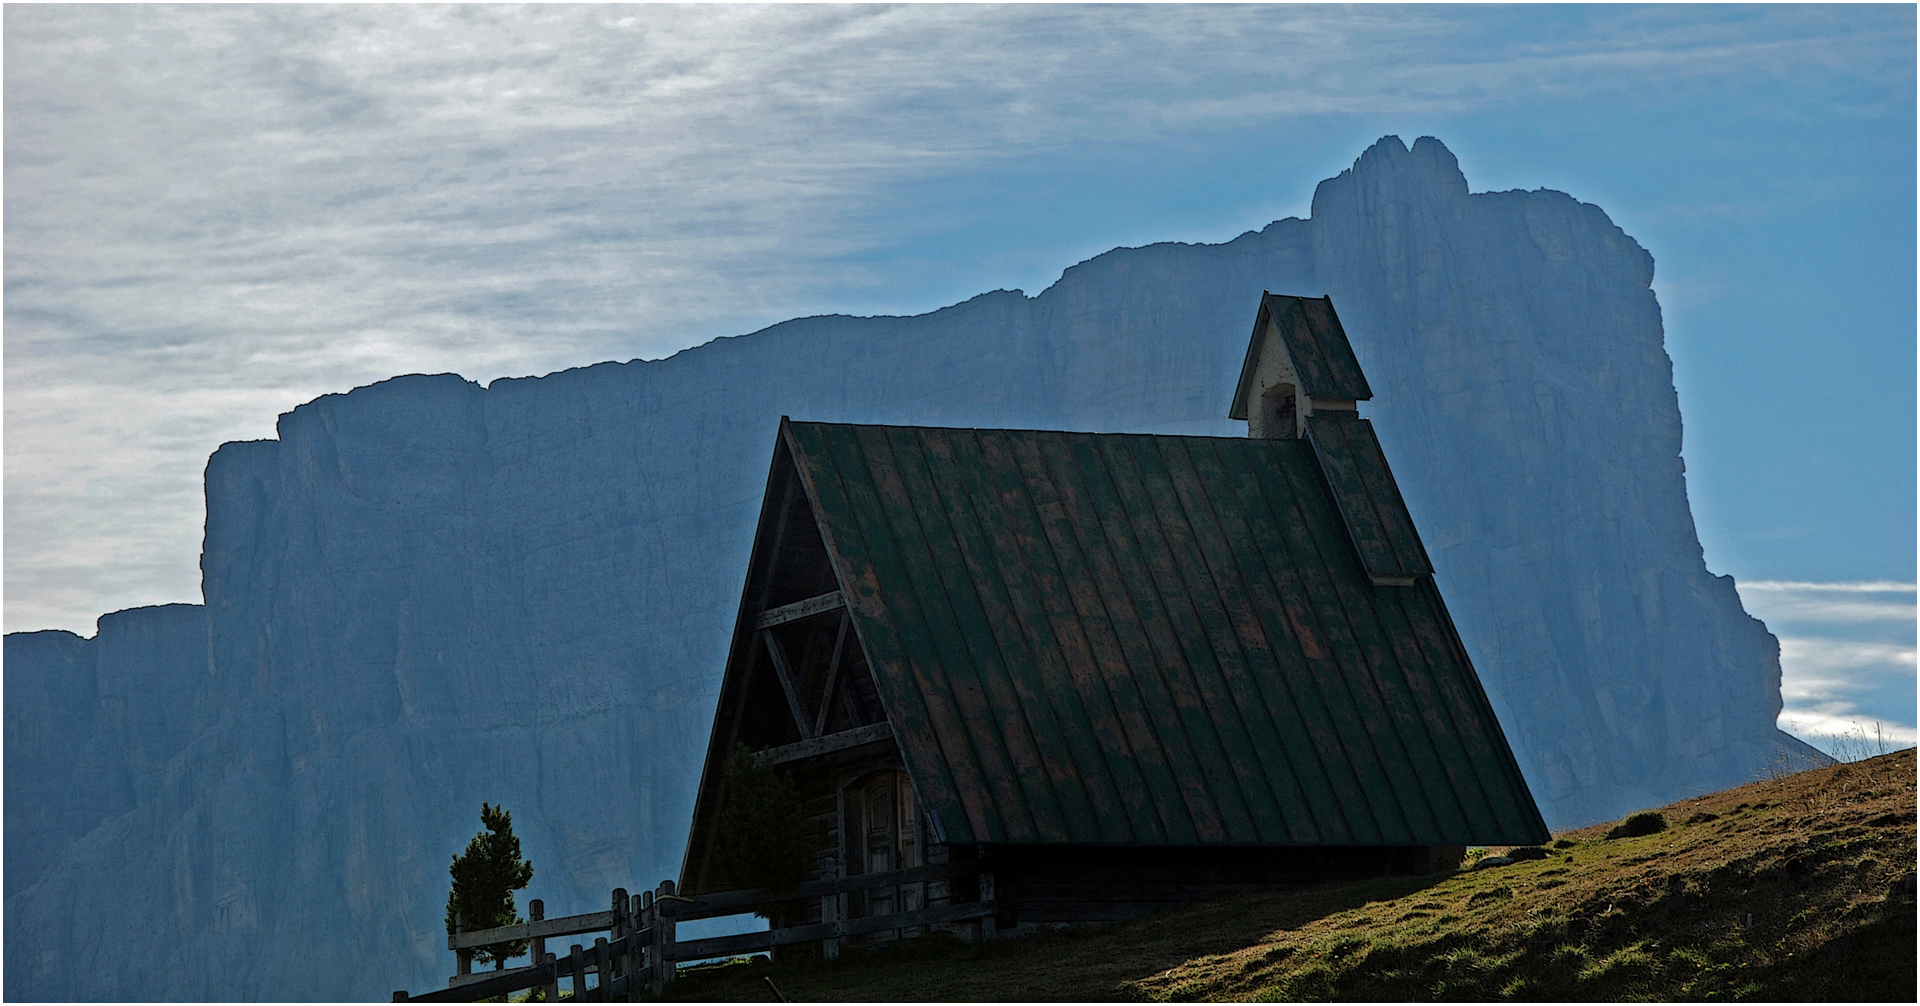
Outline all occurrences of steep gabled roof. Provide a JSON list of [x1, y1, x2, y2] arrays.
[[1229, 293, 1373, 419], [750, 419, 1545, 851]]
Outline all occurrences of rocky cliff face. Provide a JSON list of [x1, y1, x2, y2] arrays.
[[4, 136, 1807, 1000]]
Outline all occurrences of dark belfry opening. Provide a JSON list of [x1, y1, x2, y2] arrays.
[[1265, 383, 1299, 439]]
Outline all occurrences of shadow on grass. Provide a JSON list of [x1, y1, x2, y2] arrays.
[[1771, 906, 1918, 1002], [655, 869, 1461, 1002]]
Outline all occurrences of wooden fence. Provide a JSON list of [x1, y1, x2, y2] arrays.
[[392, 861, 1006, 1002]]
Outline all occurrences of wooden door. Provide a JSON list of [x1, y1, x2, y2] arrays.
[[847, 770, 921, 918]]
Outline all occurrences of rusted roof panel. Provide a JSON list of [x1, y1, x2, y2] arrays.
[[784, 420, 1547, 849], [1307, 412, 1435, 580], [1285, 295, 1373, 402]]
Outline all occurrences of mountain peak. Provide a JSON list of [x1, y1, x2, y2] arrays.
[[1312, 134, 1471, 220]]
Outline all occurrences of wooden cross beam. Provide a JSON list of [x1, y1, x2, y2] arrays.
[[752, 590, 845, 631], [765, 721, 895, 765]]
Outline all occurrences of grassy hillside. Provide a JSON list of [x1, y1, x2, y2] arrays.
[[656, 749, 1915, 1001]]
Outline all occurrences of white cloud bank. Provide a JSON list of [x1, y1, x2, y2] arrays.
[[6, 5, 1912, 633], [1737, 580, 1917, 753], [1735, 581, 1917, 625]]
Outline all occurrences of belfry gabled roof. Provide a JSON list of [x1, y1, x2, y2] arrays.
[[1229, 292, 1373, 418], [683, 416, 1547, 879]]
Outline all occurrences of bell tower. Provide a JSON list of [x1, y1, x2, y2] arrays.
[[1228, 292, 1371, 439], [1229, 293, 1431, 588]]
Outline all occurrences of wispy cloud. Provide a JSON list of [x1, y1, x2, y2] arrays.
[[1736, 580, 1917, 752], [1741, 580, 1917, 593], [1748, 597, 1916, 625], [1737, 582, 1916, 625], [1776, 710, 1917, 749], [6, 5, 1913, 632], [1777, 637, 1916, 699]]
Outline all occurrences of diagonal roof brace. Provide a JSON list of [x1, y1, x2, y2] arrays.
[[760, 629, 815, 740]]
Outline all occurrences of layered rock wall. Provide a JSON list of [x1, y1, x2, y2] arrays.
[[5, 137, 1805, 1000]]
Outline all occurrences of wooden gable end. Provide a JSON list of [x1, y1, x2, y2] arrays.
[[680, 430, 903, 895]]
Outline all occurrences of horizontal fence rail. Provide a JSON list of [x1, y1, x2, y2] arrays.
[[398, 940, 646, 1003], [446, 962, 541, 990], [448, 909, 615, 950], [673, 900, 998, 961], [396, 865, 1005, 1002], [673, 859, 983, 921]]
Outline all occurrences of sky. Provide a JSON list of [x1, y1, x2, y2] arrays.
[[5, 4, 1914, 753]]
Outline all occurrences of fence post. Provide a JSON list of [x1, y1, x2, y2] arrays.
[[610, 888, 629, 999], [569, 943, 587, 1001], [607, 890, 622, 994], [637, 890, 652, 990], [624, 889, 642, 1003], [654, 880, 677, 992], [639, 890, 655, 989], [977, 870, 997, 943], [594, 937, 612, 1001], [453, 910, 472, 981], [528, 899, 545, 983], [821, 865, 841, 961], [528, 899, 558, 1001]]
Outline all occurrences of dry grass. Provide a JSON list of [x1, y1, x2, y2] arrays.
[[655, 749, 1915, 1002]]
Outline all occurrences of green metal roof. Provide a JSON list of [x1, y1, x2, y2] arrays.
[[1307, 412, 1434, 582], [784, 419, 1548, 849]]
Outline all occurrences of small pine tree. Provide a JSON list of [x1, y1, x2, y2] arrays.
[[710, 745, 812, 915], [446, 802, 535, 968]]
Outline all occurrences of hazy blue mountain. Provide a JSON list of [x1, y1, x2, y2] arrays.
[[5, 136, 1811, 1000]]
